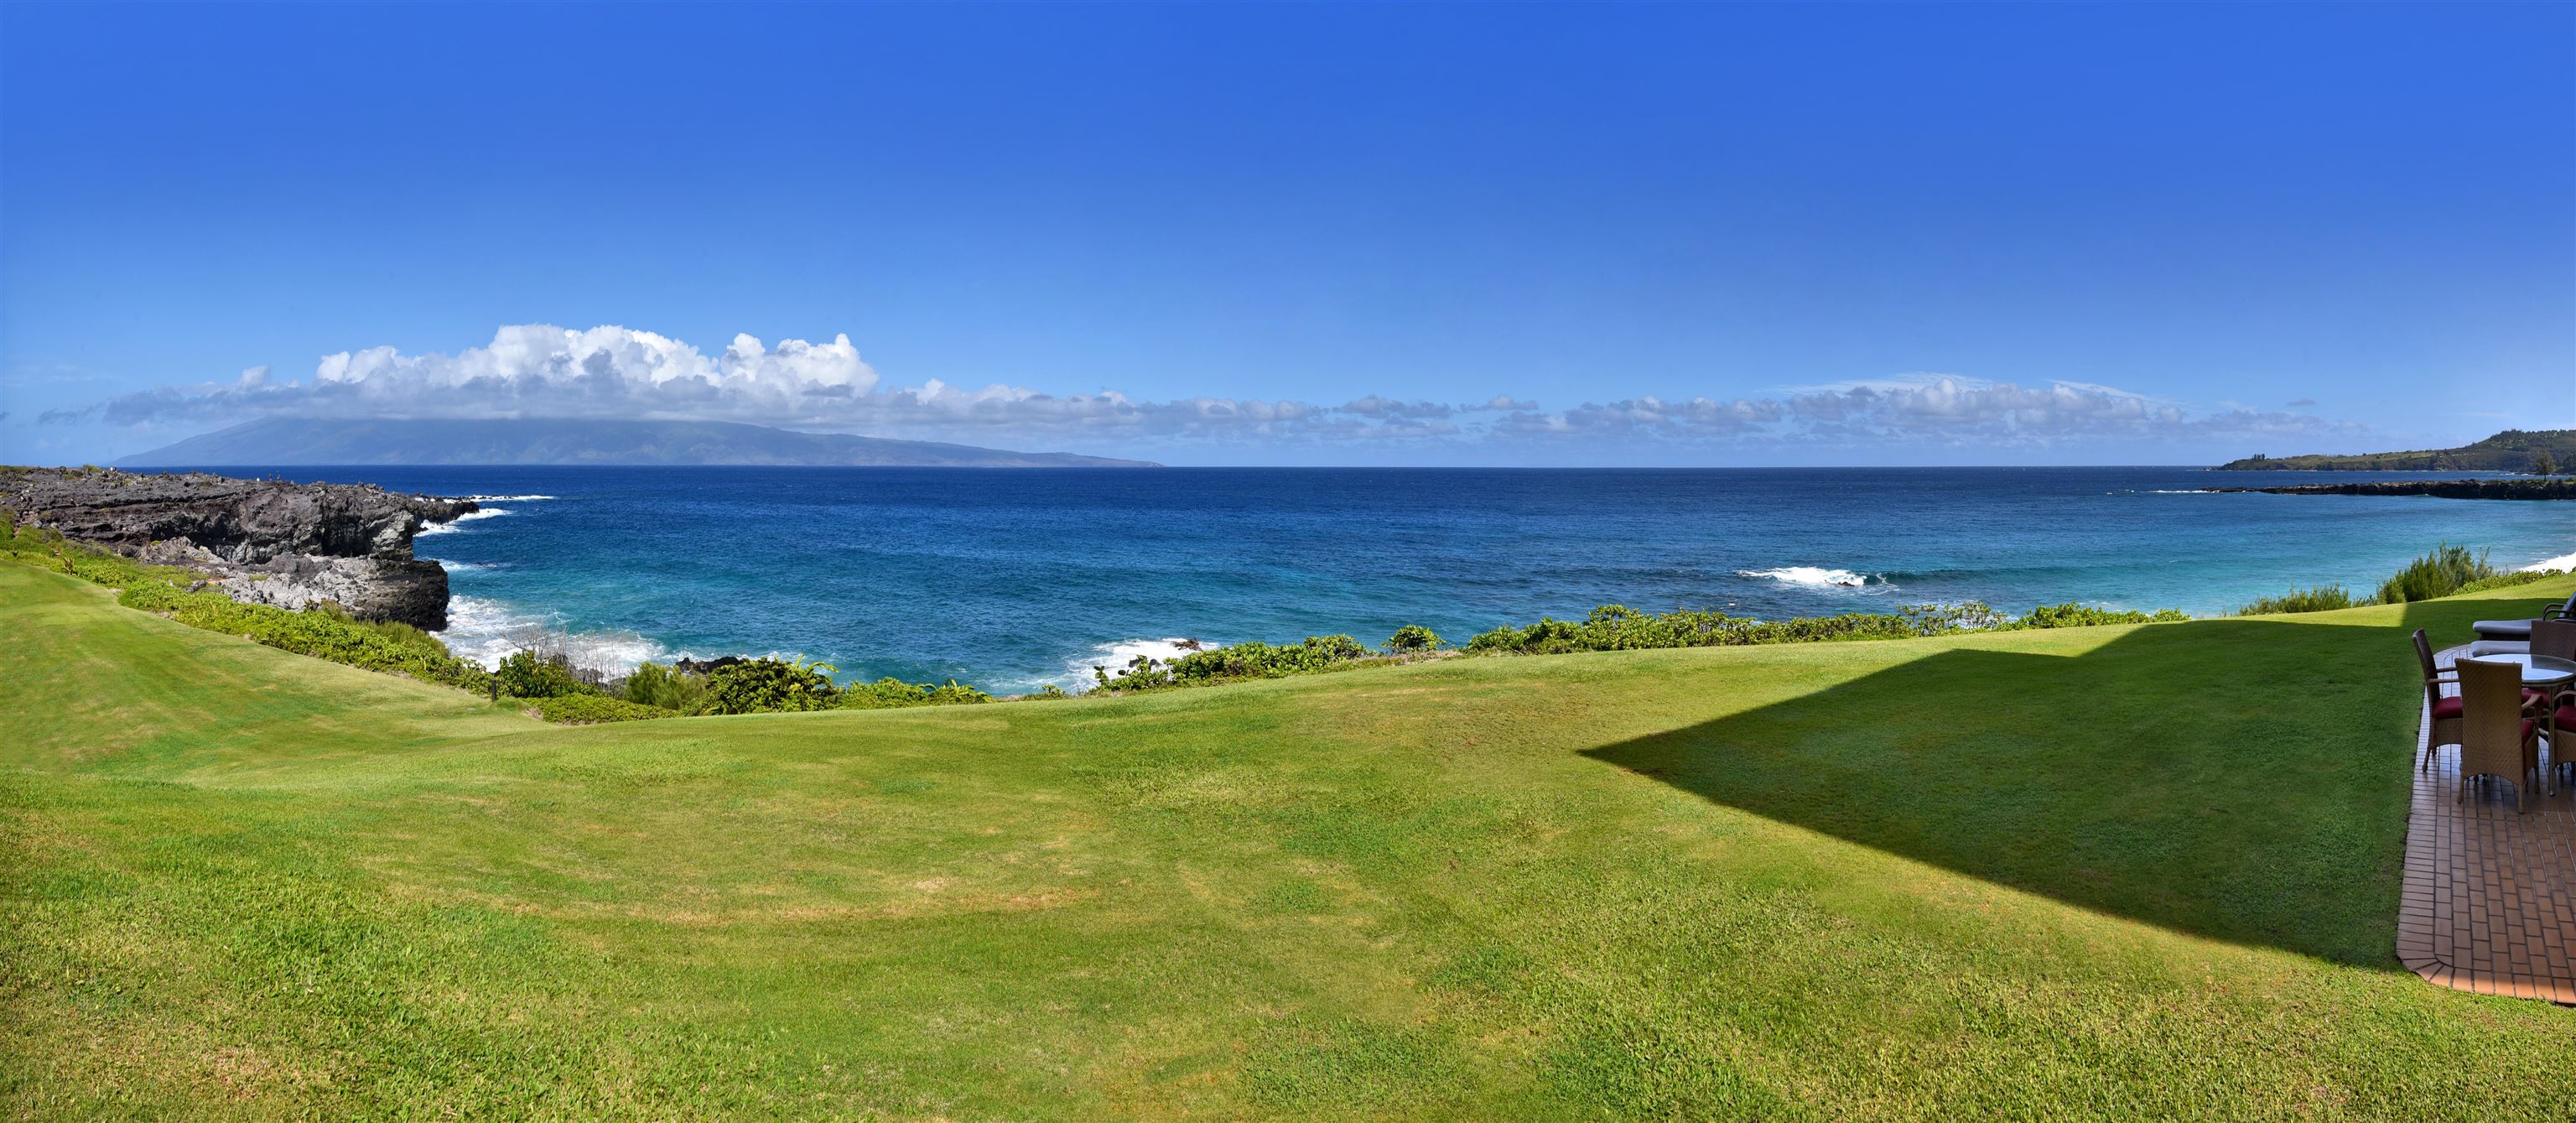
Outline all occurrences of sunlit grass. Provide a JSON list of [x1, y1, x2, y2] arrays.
[[5, 562, 2573, 1120]]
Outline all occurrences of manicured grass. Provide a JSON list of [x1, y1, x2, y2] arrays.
[[4, 561, 2573, 1120]]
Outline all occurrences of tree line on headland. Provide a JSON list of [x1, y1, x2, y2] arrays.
[[2218, 429, 2573, 473]]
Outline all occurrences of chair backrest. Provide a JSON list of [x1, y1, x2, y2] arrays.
[[2534, 619, 2576, 663], [2457, 658, 2531, 783], [2413, 628, 2443, 704]]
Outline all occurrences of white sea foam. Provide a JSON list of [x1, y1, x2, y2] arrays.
[[436, 595, 676, 675], [418, 507, 511, 535], [463, 494, 556, 502], [2146, 489, 2213, 494], [1054, 637, 1212, 689], [1736, 565, 1877, 589], [2520, 550, 2576, 574]]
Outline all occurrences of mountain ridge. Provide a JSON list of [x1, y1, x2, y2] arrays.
[[118, 418, 1162, 468]]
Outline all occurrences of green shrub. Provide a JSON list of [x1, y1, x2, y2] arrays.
[[1994, 603, 2191, 630], [704, 658, 839, 715], [837, 677, 995, 710], [1094, 634, 1383, 692], [1386, 625, 1445, 652], [527, 694, 678, 725], [112, 579, 493, 692], [2454, 569, 2556, 595], [2376, 544, 2498, 604], [311, 602, 453, 658], [2234, 585, 2360, 616], [622, 661, 709, 712], [496, 650, 589, 699]]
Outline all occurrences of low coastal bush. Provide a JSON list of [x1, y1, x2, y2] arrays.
[[1996, 603, 2192, 630], [115, 580, 495, 692], [496, 650, 589, 699], [313, 603, 453, 658], [2234, 585, 2359, 616], [704, 658, 840, 715], [1386, 625, 1445, 652], [1093, 634, 1386, 691], [839, 676, 995, 709], [621, 661, 709, 712], [1093, 602, 2191, 694], [2454, 569, 2558, 595], [527, 694, 678, 725], [2376, 543, 2498, 604]]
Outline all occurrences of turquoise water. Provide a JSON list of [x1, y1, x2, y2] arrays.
[[195, 465, 2576, 692]]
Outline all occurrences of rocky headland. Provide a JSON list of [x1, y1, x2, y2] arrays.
[[2, 466, 476, 628], [2204, 478, 2576, 501]]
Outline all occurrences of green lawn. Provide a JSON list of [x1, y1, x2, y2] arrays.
[[4, 561, 2571, 1120]]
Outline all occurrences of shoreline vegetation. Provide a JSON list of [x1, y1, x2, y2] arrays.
[[6, 513, 2561, 725], [2213, 427, 2574, 473]]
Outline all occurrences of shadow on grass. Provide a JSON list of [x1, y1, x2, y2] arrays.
[[1577, 595, 2538, 967]]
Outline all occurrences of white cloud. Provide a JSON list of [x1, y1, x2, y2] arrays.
[[45, 325, 2361, 454]]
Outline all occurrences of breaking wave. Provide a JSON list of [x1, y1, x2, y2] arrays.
[[437, 595, 676, 676], [1735, 565, 1880, 590], [1053, 637, 1213, 689], [418, 507, 512, 535]]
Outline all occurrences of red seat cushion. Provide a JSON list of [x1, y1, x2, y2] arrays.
[[2432, 692, 2550, 720], [2558, 704, 2576, 732]]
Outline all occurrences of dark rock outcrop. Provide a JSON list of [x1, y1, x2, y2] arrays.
[[218, 555, 457, 631], [4, 466, 473, 628], [2205, 478, 2576, 501]]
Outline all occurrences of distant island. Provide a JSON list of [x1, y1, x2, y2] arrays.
[[2216, 428, 2573, 473], [117, 417, 1163, 468]]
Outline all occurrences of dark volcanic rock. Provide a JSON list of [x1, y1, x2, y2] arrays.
[[2, 467, 475, 561], [220, 556, 455, 631], [2205, 478, 2576, 501], [4, 466, 473, 629]]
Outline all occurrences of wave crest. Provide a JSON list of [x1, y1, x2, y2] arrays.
[[1736, 565, 1878, 589], [1055, 637, 1212, 689], [418, 507, 512, 535], [437, 595, 675, 675]]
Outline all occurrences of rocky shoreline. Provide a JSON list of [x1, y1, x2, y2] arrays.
[[1, 466, 476, 629], [2204, 478, 2576, 501]]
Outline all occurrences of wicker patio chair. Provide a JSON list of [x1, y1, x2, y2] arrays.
[[2455, 657, 2540, 812], [2532, 619, 2576, 663], [2416, 628, 2463, 773], [2531, 621, 2576, 789]]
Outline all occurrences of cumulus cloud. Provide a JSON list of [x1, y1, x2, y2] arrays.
[[44, 326, 2359, 454]]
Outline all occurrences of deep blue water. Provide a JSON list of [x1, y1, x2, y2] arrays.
[[179, 466, 2576, 692]]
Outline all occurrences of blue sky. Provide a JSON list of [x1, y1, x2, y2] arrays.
[[3, 2, 2568, 466]]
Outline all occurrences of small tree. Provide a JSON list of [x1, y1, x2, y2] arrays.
[[496, 649, 586, 698], [2533, 450, 2559, 476], [1386, 625, 1445, 652]]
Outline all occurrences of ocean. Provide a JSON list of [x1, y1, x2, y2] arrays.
[[196, 465, 2576, 694]]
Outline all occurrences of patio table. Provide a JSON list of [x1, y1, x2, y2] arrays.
[[2459, 652, 2576, 688]]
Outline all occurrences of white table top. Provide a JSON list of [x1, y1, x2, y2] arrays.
[[2459, 652, 2576, 684]]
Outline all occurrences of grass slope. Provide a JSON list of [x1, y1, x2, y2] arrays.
[[4, 562, 2572, 1120]]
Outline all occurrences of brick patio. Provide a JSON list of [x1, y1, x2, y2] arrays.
[[2398, 645, 2576, 1004]]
